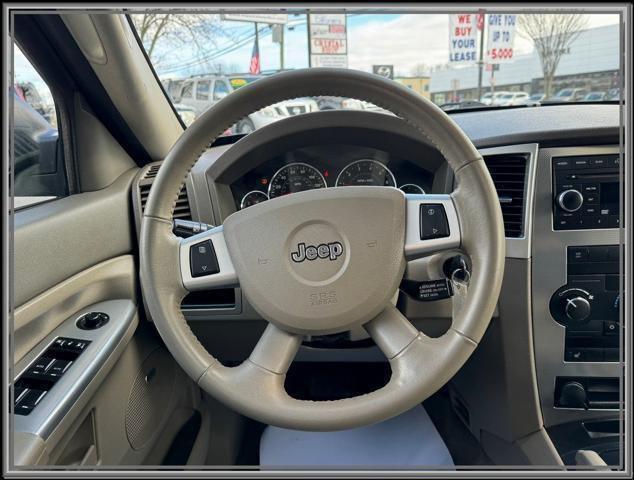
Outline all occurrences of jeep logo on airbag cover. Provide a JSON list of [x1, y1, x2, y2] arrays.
[[291, 242, 344, 263]]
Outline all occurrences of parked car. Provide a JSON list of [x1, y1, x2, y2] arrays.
[[606, 88, 621, 100], [497, 92, 530, 106], [521, 93, 545, 106], [173, 103, 197, 126], [481, 91, 511, 106], [583, 91, 607, 101], [551, 88, 588, 102], [14, 81, 55, 124], [440, 100, 486, 111], [176, 74, 319, 134]]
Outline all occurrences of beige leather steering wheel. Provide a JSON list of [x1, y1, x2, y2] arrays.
[[140, 68, 505, 431]]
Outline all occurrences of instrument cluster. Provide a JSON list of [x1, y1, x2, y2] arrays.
[[230, 145, 434, 210]]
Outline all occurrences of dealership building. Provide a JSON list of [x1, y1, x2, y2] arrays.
[[429, 24, 619, 104]]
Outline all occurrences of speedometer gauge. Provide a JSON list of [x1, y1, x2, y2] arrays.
[[268, 163, 326, 199], [335, 159, 396, 187]]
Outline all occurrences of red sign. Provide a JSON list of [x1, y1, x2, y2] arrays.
[[477, 13, 485, 31]]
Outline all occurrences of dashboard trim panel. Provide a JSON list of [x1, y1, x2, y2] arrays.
[[531, 145, 622, 427]]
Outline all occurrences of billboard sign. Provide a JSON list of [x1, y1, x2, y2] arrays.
[[449, 14, 478, 63], [309, 13, 348, 68], [221, 13, 288, 24], [486, 14, 517, 63], [372, 65, 394, 79]]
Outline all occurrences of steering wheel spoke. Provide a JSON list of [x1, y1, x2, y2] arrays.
[[179, 226, 238, 291], [365, 305, 421, 360], [404, 194, 461, 260], [249, 323, 302, 374]]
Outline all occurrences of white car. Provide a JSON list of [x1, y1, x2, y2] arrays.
[[176, 74, 319, 134], [481, 91, 511, 106], [498, 92, 530, 106]]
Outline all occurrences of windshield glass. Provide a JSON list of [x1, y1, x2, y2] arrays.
[[130, 11, 620, 131]]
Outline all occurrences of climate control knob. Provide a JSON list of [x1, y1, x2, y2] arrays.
[[557, 189, 584, 212], [565, 296, 592, 323], [550, 286, 594, 326]]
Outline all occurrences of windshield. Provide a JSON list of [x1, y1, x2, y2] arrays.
[[130, 11, 620, 131]]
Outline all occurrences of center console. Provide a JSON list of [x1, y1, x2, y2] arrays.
[[531, 146, 623, 432]]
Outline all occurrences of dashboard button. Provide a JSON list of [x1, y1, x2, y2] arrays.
[[555, 216, 579, 229], [608, 216, 620, 228], [584, 206, 598, 215], [608, 157, 620, 168], [190, 240, 219, 277], [553, 158, 571, 169], [565, 348, 603, 362], [590, 157, 608, 167], [584, 193, 599, 204], [588, 247, 609, 262], [583, 184, 600, 194], [572, 158, 590, 169], [568, 247, 589, 263], [420, 205, 449, 240], [603, 321, 619, 336]]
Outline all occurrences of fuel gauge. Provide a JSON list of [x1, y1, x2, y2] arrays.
[[240, 190, 269, 209]]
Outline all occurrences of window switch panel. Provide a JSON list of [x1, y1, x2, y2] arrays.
[[13, 337, 90, 416]]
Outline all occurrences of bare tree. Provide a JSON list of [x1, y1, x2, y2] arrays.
[[518, 14, 588, 97], [410, 63, 430, 77], [130, 13, 239, 71]]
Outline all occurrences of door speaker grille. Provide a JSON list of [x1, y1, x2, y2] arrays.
[[125, 348, 176, 450]]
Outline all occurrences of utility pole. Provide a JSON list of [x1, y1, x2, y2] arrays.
[[476, 11, 486, 101], [279, 25, 285, 70], [306, 13, 312, 67], [254, 22, 259, 55]]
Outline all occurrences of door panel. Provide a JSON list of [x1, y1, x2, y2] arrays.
[[12, 168, 200, 467], [14, 168, 137, 308]]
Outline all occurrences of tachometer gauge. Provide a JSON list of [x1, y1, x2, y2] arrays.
[[335, 159, 396, 187], [268, 163, 327, 199], [240, 190, 269, 209], [399, 183, 426, 194]]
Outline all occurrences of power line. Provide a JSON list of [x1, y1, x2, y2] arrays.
[[153, 13, 364, 76]]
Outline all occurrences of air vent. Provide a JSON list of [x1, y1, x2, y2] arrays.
[[138, 163, 191, 221], [143, 164, 161, 179], [483, 154, 528, 238]]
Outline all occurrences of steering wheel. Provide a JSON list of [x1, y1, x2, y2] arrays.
[[140, 69, 505, 431]]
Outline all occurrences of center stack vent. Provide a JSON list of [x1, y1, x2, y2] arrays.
[[483, 153, 529, 238]]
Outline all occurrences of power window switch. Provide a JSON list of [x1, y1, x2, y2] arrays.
[[14, 385, 29, 404], [48, 359, 72, 376], [32, 357, 55, 371], [15, 389, 47, 415]]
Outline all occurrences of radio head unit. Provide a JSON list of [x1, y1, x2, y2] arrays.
[[552, 154, 621, 231]]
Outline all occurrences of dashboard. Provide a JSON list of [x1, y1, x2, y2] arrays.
[[132, 105, 623, 451], [229, 144, 435, 210]]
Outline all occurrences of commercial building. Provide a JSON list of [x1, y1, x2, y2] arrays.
[[394, 76, 431, 99], [430, 24, 619, 104]]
